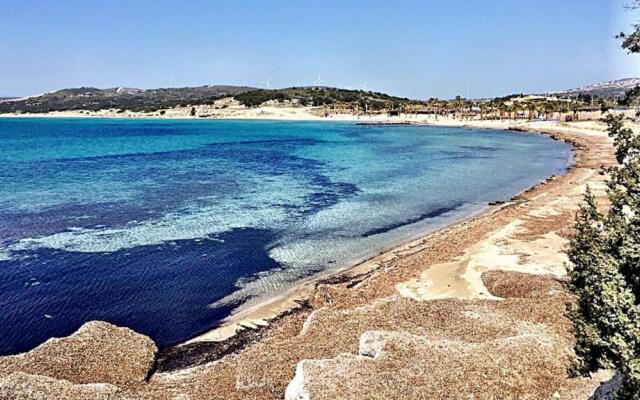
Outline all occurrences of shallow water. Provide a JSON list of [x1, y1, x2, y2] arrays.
[[0, 118, 572, 354]]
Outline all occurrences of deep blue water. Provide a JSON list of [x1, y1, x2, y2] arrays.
[[0, 118, 572, 355]]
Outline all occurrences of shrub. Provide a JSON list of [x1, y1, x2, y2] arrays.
[[568, 115, 640, 398]]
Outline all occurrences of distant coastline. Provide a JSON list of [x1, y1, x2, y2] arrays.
[[2, 104, 635, 130], [1, 77, 637, 126]]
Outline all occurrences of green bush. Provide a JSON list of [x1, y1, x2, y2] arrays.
[[568, 115, 640, 398]]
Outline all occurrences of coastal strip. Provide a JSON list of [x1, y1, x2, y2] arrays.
[[176, 118, 590, 348], [0, 118, 619, 399]]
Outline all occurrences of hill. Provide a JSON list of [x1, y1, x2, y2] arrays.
[[0, 85, 419, 114], [0, 85, 256, 113], [550, 77, 640, 98], [0, 78, 635, 115], [234, 87, 418, 108]]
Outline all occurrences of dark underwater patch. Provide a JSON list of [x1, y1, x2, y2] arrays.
[[0, 227, 280, 355], [360, 202, 466, 238]]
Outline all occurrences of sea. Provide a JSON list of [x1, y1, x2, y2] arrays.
[[0, 118, 572, 355]]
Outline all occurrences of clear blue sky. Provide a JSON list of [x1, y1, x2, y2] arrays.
[[1, 0, 638, 99]]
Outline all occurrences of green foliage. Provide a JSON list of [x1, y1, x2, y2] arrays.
[[234, 87, 414, 109], [619, 2, 640, 107], [576, 93, 594, 104], [0, 86, 255, 113], [568, 115, 640, 398], [492, 93, 525, 102], [234, 90, 291, 107], [622, 86, 640, 107], [620, 25, 640, 54]]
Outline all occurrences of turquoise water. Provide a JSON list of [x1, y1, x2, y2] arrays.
[[0, 118, 572, 354]]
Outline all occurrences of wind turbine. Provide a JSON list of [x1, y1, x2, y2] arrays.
[[315, 74, 325, 87], [361, 82, 368, 92], [262, 76, 272, 89]]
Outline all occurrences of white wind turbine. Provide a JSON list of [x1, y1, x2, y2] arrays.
[[361, 82, 368, 92], [315, 74, 325, 87], [262, 76, 272, 89]]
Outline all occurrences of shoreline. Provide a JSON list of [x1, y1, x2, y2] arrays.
[[186, 204, 493, 344], [0, 114, 575, 351], [177, 119, 580, 346], [0, 113, 585, 348], [0, 107, 614, 135], [0, 116, 618, 399]]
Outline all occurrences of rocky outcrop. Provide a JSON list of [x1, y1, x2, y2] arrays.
[[285, 328, 572, 400], [0, 372, 121, 400], [0, 321, 156, 387], [589, 373, 623, 400]]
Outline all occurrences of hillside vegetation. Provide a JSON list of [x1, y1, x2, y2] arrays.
[[0, 81, 633, 118], [0, 86, 255, 113], [234, 86, 418, 109]]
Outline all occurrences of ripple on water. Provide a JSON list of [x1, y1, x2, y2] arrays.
[[0, 119, 572, 354]]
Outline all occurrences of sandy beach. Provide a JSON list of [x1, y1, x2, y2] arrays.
[[2, 0, 637, 396], [0, 113, 625, 399]]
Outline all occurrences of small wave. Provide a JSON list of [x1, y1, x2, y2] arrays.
[[8, 202, 290, 254], [0, 248, 11, 262]]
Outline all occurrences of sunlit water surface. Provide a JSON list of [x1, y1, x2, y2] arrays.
[[0, 118, 572, 354]]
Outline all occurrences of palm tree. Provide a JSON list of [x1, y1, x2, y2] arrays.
[[498, 103, 507, 121], [453, 95, 464, 119], [527, 102, 537, 121], [507, 104, 516, 121]]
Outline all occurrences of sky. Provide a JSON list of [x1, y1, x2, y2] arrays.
[[1, 0, 639, 99]]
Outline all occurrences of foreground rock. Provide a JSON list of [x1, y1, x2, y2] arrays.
[[0, 372, 122, 400], [0, 321, 156, 398], [286, 328, 568, 400]]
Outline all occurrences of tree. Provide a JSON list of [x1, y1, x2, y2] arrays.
[[605, 115, 640, 296], [622, 86, 640, 108], [620, 0, 640, 54], [568, 115, 640, 398], [619, 1, 640, 106]]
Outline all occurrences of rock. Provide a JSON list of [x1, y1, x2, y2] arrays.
[[285, 329, 572, 400], [0, 321, 157, 387], [0, 372, 121, 400], [481, 271, 566, 299], [589, 373, 623, 400], [284, 362, 311, 400]]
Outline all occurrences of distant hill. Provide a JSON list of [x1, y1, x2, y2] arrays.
[[0, 85, 419, 114], [2, 78, 636, 115], [0, 85, 256, 113], [551, 78, 640, 98], [234, 86, 417, 108]]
